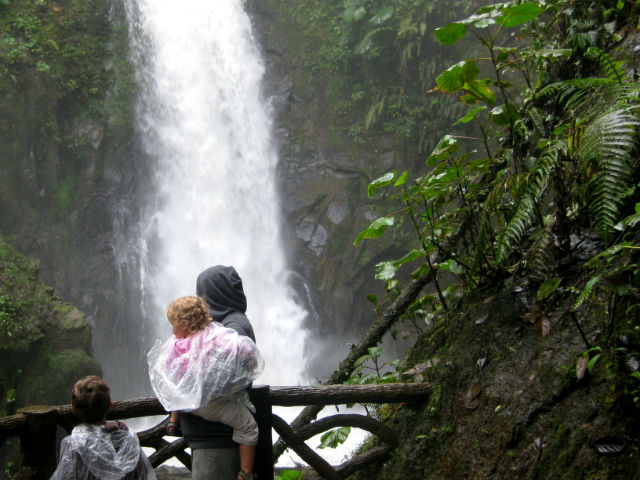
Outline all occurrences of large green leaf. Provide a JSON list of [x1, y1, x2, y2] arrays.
[[436, 61, 479, 93], [434, 22, 467, 45], [354, 217, 395, 245], [368, 171, 396, 197], [497, 2, 544, 28]]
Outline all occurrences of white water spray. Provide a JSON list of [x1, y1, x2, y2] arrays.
[[119, 0, 308, 390]]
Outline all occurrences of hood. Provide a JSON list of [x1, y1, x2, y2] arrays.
[[196, 265, 247, 321], [68, 424, 140, 480]]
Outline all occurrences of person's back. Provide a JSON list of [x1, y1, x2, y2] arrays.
[[180, 265, 258, 480], [52, 421, 155, 480], [50, 376, 156, 480]]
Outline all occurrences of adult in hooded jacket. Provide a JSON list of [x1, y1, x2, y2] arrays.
[[180, 265, 257, 480]]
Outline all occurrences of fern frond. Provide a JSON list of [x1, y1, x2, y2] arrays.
[[496, 140, 566, 262], [584, 47, 629, 83], [537, 78, 614, 103], [472, 168, 512, 270], [577, 107, 640, 238], [365, 97, 386, 130], [526, 214, 557, 280], [527, 107, 545, 137]]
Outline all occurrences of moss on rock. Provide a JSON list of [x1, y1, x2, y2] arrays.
[[0, 235, 100, 416]]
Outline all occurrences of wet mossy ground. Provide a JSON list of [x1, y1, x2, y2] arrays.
[[352, 279, 640, 479]]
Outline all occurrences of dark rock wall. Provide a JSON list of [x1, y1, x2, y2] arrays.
[[247, 0, 405, 378], [0, 0, 149, 396]]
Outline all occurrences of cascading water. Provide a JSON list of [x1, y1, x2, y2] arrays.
[[113, 0, 308, 396]]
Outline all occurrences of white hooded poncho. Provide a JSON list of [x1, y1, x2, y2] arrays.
[[50, 423, 156, 480], [147, 321, 264, 412]]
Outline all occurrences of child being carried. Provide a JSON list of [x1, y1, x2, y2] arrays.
[[147, 296, 264, 480]]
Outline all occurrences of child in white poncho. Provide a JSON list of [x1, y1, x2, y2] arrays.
[[147, 296, 264, 480], [50, 375, 156, 480]]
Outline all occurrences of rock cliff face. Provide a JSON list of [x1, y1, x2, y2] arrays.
[[247, 1, 408, 378], [0, 237, 100, 414], [0, 0, 151, 395]]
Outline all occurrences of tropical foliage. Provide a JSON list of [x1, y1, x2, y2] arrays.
[[352, 0, 640, 402]]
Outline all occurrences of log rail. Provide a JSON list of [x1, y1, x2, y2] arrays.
[[0, 383, 430, 480]]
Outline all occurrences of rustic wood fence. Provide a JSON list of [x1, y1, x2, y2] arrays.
[[0, 383, 430, 480]]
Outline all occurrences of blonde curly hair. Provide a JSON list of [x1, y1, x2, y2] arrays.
[[167, 296, 212, 336]]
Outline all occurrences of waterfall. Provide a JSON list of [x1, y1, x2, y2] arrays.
[[112, 0, 308, 396]]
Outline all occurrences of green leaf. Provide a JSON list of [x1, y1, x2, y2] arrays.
[[495, 46, 517, 62], [354, 217, 394, 245], [375, 261, 399, 280], [366, 294, 378, 305], [394, 170, 408, 187], [496, 2, 545, 28], [587, 353, 601, 373], [427, 135, 459, 165], [434, 22, 467, 45], [368, 346, 383, 357], [275, 470, 304, 480], [489, 103, 518, 125], [318, 427, 352, 449], [464, 78, 496, 105], [436, 61, 479, 93], [615, 203, 640, 230], [375, 249, 424, 280], [454, 106, 487, 125], [438, 259, 465, 274], [368, 171, 396, 197], [537, 277, 562, 300], [572, 275, 601, 311], [532, 48, 572, 59]]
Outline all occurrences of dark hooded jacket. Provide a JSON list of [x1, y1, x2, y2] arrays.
[[179, 265, 256, 449]]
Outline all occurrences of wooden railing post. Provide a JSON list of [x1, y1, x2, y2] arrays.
[[16, 406, 59, 480], [249, 385, 273, 480]]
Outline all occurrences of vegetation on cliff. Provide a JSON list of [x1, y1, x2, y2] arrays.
[[0, 235, 100, 418], [0, 0, 134, 225], [268, 0, 640, 477], [346, 0, 640, 477]]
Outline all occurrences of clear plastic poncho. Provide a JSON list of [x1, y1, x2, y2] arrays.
[[50, 423, 156, 480], [147, 321, 264, 412]]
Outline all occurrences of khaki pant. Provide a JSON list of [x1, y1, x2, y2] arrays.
[[191, 397, 259, 446]]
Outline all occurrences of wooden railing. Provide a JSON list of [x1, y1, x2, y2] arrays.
[[0, 383, 430, 480]]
